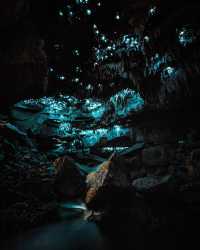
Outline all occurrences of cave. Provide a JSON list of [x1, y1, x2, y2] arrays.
[[1, 0, 200, 249]]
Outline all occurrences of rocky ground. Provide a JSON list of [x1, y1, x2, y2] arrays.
[[0, 119, 58, 236], [1, 95, 200, 243]]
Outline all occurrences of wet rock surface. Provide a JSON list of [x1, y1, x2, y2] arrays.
[[85, 153, 132, 211]]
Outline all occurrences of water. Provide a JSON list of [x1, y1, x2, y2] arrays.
[[1, 209, 193, 250], [2, 212, 150, 250], [2, 219, 109, 250]]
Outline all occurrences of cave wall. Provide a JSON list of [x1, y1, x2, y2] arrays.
[[0, 0, 49, 108], [92, 0, 200, 109], [1, 0, 200, 111]]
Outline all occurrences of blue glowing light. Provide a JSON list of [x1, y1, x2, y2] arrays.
[[115, 13, 120, 20], [161, 66, 178, 82], [149, 6, 157, 16], [178, 27, 195, 47], [86, 84, 93, 90], [86, 9, 92, 15], [74, 78, 80, 83], [147, 53, 173, 75], [84, 99, 106, 120], [18, 87, 144, 152], [165, 67, 175, 75], [102, 147, 129, 153], [59, 10, 64, 16], [59, 76, 66, 80], [101, 35, 108, 43], [73, 49, 80, 56], [110, 89, 144, 117], [80, 125, 129, 147], [75, 66, 81, 72], [121, 35, 140, 50], [77, 0, 89, 4], [94, 33, 141, 62], [144, 36, 150, 42]]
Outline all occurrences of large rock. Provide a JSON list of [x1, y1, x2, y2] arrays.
[[54, 156, 86, 200], [141, 145, 167, 167], [132, 175, 172, 193], [0, 121, 33, 147], [85, 154, 132, 211]]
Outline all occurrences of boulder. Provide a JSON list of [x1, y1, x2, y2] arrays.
[[132, 175, 172, 193], [0, 121, 33, 147], [141, 145, 166, 167], [54, 156, 86, 200], [85, 154, 131, 211]]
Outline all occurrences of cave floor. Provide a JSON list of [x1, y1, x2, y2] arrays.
[[1, 94, 200, 250], [2, 218, 109, 250], [2, 211, 193, 250]]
